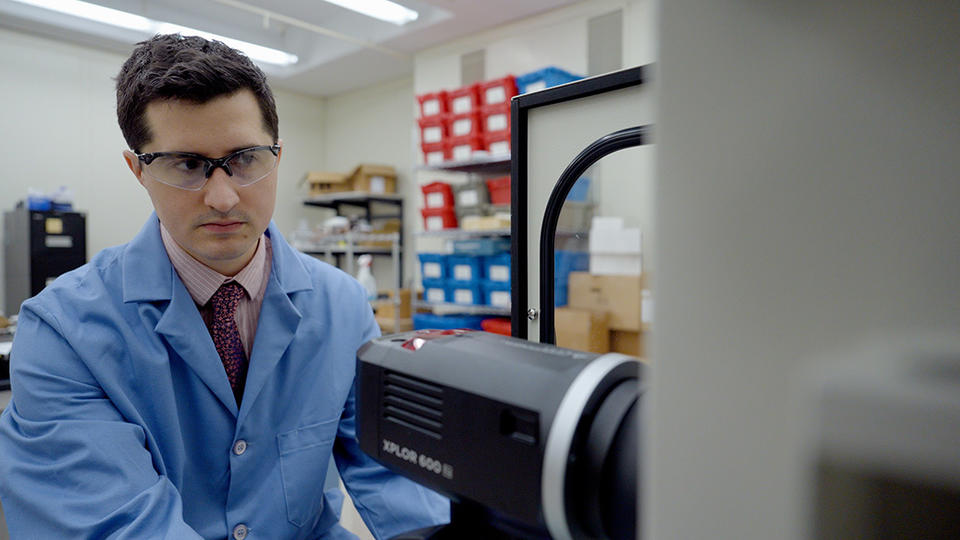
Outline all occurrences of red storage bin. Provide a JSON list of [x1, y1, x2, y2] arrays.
[[447, 83, 481, 114], [481, 317, 511, 336], [446, 111, 483, 138], [416, 90, 448, 118], [421, 141, 449, 165], [477, 75, 517, 106], [447, 134, 485, 162], [481, 103, 511, 135], [485, 176, 511, 206], [421, 207, 458, 231], [418, 116, 447, 145], [483, 131, 511, 157], [421, 181, 455, 209]]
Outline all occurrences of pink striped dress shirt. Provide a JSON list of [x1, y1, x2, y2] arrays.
[[160, 224, 271, 359]]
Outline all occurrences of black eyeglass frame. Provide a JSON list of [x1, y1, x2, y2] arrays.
[[135, 144, 281, 191]]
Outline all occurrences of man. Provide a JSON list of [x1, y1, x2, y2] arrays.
[[0, 34, 448, 539]]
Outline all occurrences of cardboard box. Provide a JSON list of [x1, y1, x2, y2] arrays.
[[610, 330, 645, 359], [374, 288, 412, 320], [376, 316, 414, 334], [555, 307, 609, 354], [590, 253, 642, 276], [305, 171, 350, 196], [568, 272, 647, 331], [460, 215, 510, 231], [349, 164, 396, 194]]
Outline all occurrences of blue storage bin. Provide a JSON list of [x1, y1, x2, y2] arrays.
[[516, 66, 583, 94], [482, 280, 511, 308], [418, 253, 448, 281], [554, 250, 589, 306], [447, 282, 485, 305], [26, 195, 51, 211], [566, 176, 591, 202], [447, 255, 484, 283], [413, 313, 487, 331], [422, 278, 448, 304], [484, 253, 511, 285], [452, 237, 510, 256]]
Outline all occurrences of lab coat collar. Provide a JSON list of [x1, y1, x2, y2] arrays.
[[121, 213, 312, 417], [121, 213, 314, 303]]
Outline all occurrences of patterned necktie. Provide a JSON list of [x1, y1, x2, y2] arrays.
[[210, 281, 248, 404]]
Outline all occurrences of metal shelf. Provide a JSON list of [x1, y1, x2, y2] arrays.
[[304, 191, 403, 205], [416, 228, 511, 239], [415, 301, 510, 316], [304, 246, 400, 255], [417, 155, 510, 174], [299, 232, 401, 277]]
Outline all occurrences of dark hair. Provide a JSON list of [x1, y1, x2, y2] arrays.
[[116, 34, 279, 152]]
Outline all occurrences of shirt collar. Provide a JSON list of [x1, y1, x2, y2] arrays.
[[159, 223, 268, 306]]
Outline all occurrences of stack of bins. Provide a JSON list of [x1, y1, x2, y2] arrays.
[[446, 253, 484, 306], [452, 179, 489, 227], [477, 75, 517, 157], [417, 90, 449, 165], [417, 75, 520, 165], [418, 252, 448, 305], [420, 181, 457, 232], [445, 83, 483, 162], [451, 236, 511, 308], [485, 175, 511, 221]]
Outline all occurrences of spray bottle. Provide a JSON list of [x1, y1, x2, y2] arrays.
[[356, 254, 377, 302]]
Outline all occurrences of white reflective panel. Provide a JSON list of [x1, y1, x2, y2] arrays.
[[523, 82, 653, 343]]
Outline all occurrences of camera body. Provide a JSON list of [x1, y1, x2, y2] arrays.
[[357, 330, 643, 540]]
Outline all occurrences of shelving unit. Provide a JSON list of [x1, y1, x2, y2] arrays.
[[302, 192, 404, 282], [300, 232, 401, 276], [298, 231, 404, 331], [415, 156, 513, 320]]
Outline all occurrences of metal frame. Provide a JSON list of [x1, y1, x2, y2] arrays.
[[510, 66, 647, 340]]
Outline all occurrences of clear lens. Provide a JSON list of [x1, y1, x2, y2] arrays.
[[143, 147, 278, 190], [225, 147, 278, 186], [146, 154, 208, 190]]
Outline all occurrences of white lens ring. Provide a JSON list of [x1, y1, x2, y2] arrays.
[[541, 353, 637, 540]]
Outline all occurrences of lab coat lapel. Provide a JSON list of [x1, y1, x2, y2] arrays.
[[123, 214, 239, 416], [154, 281, 240, 417], [237, 275, 300, 422], [236, 223, 312, 423]]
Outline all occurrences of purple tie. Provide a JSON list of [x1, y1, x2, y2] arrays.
[[210, 282, 248, 404]]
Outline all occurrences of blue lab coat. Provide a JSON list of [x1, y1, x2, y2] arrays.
[[0, 214, 448, 539]]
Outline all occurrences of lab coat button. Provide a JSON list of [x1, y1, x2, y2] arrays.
[[232, 523, 248, 540], [233, 440, 247, 456]]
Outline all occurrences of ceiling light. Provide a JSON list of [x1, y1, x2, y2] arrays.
[[323, 0, 419, 26], [153, 23, 299, 66], [10, 0, 299, 66]]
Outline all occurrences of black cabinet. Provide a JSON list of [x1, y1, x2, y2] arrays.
[[4, 208, 87, 315]]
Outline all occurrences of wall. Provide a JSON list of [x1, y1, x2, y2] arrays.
[[0, 27, 327, 313], [319, 76, 417, 288], [651, 2, 960, 539], [409, 0, 656, 287], [307, 0, 656, 297], [413, 0, 654, 94]]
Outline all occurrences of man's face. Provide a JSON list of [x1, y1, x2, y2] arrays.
[[124, 90, 280, 276]]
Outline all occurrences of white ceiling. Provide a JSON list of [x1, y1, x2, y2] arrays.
[[0, 0, 582, 96]]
